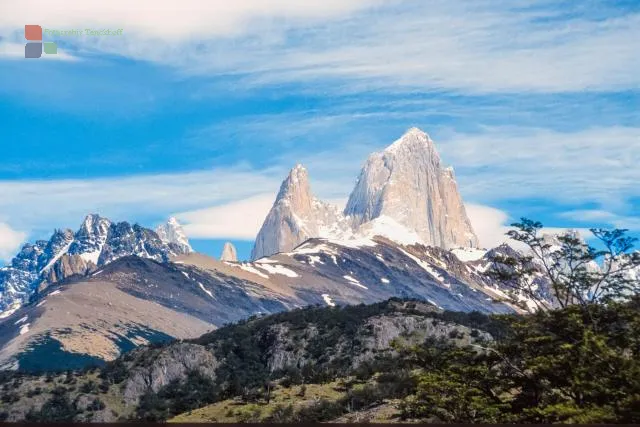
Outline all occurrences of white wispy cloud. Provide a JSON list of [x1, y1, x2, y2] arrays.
[[0, 165, 283, 233], [465, 204, 511, 249], [1, 0, 638, 93], [178, 194, 275, 240], [559, 210, 640, 231], [466, 204, 596, 250], [0, 0, 382, 40], [0, 223, 26, 261]]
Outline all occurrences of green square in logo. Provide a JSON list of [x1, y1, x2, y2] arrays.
[[43, 42, 57, 54]]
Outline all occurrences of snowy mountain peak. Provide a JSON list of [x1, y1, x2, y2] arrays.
[[277, 164, 310, 201], [291, 163, 307, 173], [442, 166, 456, 179], [345, 128, 478, 249], [1, 214, 191, 316], [252, 128, 479, 259], [69, 214, 112, 263], [385, 127, 434, 154], [80, 213, 111, 233], [156, 217, 193, 254]]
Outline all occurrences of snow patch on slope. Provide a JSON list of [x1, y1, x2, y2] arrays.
[[237, 264, 270, 279], [41, 241, 73, 272], [257, 264, 299, 278], [399, 248, 446, 283], [0, 303, 21, 319], [343, 275, 368, 289], [80, 251, 101, 265], [451, 247, 487, 262], [198, 282, 214, 299], [356, 215, 423, 245], [322, 294, 336, 307], [14, 316, 28, 325]]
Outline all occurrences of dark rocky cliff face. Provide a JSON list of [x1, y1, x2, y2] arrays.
[[42, 254, 96, 285], [123, 343, 219, 402]]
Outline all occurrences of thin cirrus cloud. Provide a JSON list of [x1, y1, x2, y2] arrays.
[[0, 0, 383, 39], [191, 112, 640, 210], [437, 126, 640, 208], [1, 1, 638, 93], [559, 210, 640, 231]]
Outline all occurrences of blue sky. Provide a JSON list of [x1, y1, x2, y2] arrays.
[[0, 0, 639, 262]]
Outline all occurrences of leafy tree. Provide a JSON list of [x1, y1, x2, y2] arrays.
[[400, 219, 640, 423], [487, 218, 640, 318], [399, 339, 510, 422], [134, 370, 219, 421]]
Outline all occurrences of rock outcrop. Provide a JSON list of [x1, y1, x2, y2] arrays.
[[220, 242, 238, 262], [42, 254, 96, 284], [123, 343, 219, 403]]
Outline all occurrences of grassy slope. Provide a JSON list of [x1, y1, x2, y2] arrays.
[[169, 382, 345, 423], [169, 380, 404, 423]]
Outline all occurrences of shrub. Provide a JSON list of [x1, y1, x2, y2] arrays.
[[80, 381, 98, 394], [88, 398, 106, 411], [265, 404, 295, 422], [25, 393, 78, 422]]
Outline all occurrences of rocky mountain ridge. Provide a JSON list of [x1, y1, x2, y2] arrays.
[[0, 231, 556, 372], [0, 215, 190, 318]]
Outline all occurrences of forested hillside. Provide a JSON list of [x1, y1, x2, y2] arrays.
[[0, 296, 638, 423]]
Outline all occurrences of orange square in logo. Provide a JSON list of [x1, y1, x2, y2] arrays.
[[25, 25, 42, 41]]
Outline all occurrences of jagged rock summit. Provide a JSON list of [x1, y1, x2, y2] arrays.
[[156, 217, 193, 254], [220, 242, 238, 262], [251, 128, 479, 260], [250, 164, 351, 260]]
